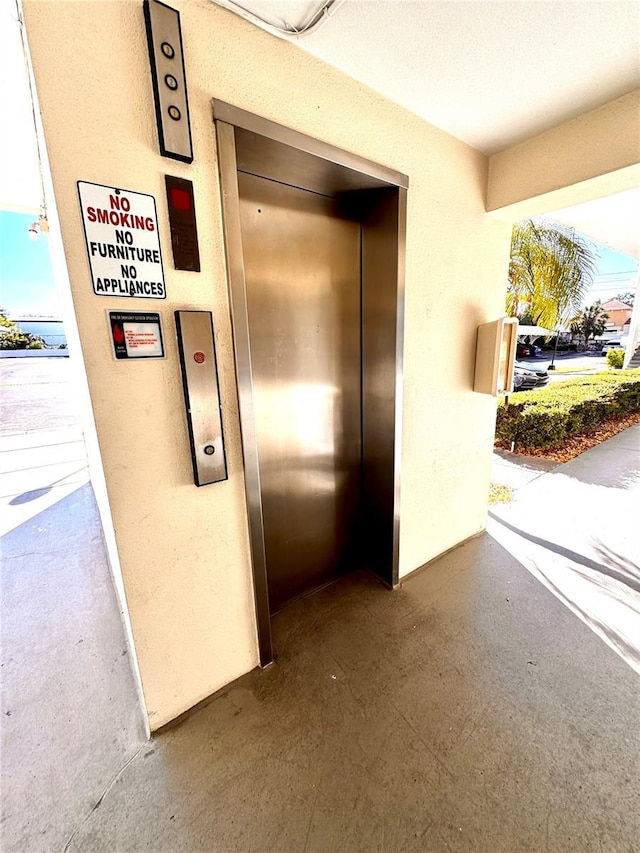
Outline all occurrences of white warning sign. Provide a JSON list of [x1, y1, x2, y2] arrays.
[[78, 181, 166, 299], [108, 311, 165, 360]]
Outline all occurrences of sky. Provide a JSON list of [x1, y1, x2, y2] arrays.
[[0, 210, 61, 318], [583, 240, 638, 305], [0, 1, 61, 319]]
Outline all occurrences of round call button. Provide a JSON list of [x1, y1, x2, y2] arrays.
[[193, 351, 206, 364]]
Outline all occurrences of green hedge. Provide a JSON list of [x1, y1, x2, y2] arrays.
[[496, 369, 640, 450]]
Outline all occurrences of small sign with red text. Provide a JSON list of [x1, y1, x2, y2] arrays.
[[108, 312, 165, 360]]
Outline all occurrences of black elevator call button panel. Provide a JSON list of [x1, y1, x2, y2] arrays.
[[144, 0, 193, 163], [165, 175, 200, 272]]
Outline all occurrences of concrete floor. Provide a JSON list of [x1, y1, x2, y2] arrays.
[[2, 360, 639, 852], [63, 535, 638, 853]]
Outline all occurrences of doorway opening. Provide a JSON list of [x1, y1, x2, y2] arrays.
[[214, 102, 407, 664], [1, 6, 149, 844]]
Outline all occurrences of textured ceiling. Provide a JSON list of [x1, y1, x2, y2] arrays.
[[230, 0, 640, 155], [217, 1, 640, 257]]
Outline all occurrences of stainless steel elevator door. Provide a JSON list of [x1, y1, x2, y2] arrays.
[[238, 172, 362, 612]]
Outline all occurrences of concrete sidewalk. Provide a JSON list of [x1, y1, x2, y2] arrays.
[[0, 426, 89, 536], [489, 424, 640, 675], [0, 357, 81, 434], [0, 357, 146, 853], [492, 448, 559, 492], [0, 358, 90, 536]]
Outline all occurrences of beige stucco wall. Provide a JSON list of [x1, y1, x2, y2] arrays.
[[488, 91, 640, 218], [24, 0, 510, 728]]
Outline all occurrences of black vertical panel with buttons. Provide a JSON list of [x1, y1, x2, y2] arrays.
[[175, 311, 228, 486], [144, 0, 193, 163], [165, 176, 201, 271]]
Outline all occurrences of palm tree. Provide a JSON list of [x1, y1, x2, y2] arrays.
[[570, 301, 609, 346], [506, 219, 597, 330]]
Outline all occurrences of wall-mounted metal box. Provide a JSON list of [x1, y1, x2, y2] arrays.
[[474, 317, 518, 396]]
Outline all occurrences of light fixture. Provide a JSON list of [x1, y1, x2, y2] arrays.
[[212, 0, 344, 39], [27, 215, 49, 241]]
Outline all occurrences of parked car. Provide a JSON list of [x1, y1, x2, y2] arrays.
[[601, 340, 627, 355], [512, 371, 536, 391], [516, 342, 542, 358], [513, 362, 549, 390], [543, 338, 577, 353]]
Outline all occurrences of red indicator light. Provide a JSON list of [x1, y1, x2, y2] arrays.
[[193, 351, 205, 364], [170, 187, 191, 211]]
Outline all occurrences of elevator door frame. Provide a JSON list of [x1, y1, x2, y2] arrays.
[[213, 100, 408, 666]]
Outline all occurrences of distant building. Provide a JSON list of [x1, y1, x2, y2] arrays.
[[600, 298, 634, 335]]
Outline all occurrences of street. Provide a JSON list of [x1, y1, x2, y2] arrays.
[[517, 350, 610, 382]]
